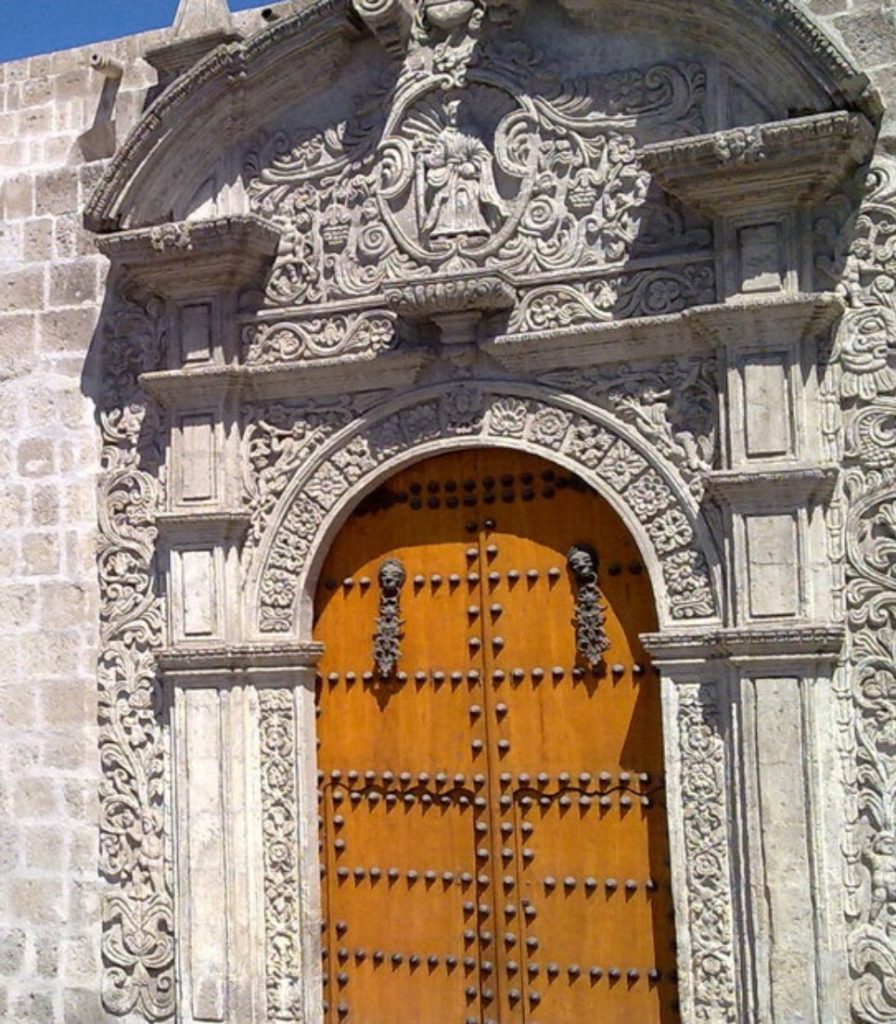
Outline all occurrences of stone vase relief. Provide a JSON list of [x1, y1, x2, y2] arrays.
[[82, 0, 896, 1020]]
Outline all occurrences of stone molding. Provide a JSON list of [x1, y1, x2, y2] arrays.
[[94, 215, 281, 295], [641, 111, 875, 216], [643, 624, 846, 663], [703, 465, 840, 505]]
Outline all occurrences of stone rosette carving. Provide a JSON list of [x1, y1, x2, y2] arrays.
[[259, 689, 304, 1022], [253, 386, 718, 634], [96, 285, 174, 1020], [243, 399, 359, 543]]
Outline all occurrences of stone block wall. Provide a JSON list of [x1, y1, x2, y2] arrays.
[[0, 8, 288, 1020], [0, 0, 893, 1021]]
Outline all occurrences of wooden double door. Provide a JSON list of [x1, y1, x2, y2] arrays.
[[314, 450, 679, 1024]]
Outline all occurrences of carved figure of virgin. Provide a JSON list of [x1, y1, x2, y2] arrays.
[[418, 99, 508, 243]]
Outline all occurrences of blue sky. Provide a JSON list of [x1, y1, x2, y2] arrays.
[[0, 0, 265, 63]]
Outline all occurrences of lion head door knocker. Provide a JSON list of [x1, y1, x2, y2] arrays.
[[373, 557, 407, 678], [567, 544, 610, 668]]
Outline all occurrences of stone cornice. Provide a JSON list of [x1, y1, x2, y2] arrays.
[[686, 290, 845, 348], [640, 112, 875, 217], [158, 641, 324, 678], [137, 291, 843, 406], [95, 215, 281, 296], [642, 624, 845, 664], [703, 465, 840, 506], [156, 508, 252, 543]]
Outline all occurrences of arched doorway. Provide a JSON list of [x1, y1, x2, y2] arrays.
[[314, 449, 679, 1024]]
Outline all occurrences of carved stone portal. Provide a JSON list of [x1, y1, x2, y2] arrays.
[[85, 1, 877, 1021]]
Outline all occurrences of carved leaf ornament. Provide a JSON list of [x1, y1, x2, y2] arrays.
[[829, 159, 896, 1023], [244, 1, 712, 359]]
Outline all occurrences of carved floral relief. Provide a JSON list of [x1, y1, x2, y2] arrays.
[[96, 286, 174, 1021], [243, 3, 713, 355], [823, 159, 896, 1023], [251, 386, 718, 635]]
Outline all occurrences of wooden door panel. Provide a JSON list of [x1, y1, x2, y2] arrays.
[[321, 787, 483, 1024], [314, 450, 680, 1024]]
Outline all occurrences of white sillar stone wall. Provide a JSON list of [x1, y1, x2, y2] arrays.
[[0, 7, 290, 1021], [0, 0, 892, 1021]]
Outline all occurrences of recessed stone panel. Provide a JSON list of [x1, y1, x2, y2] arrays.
[[743, 352, 793, 459], [745, 513, 801, 619]]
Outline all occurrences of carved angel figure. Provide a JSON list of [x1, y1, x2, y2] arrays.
[[418, 99, 508, 243]]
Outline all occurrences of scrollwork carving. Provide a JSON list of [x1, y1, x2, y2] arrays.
[[566, 544, 609, 668], [677, 683, 738, 1023], [244, 311, 398, 365], [834, 158, 896, 1023], [509, 263, 715, 332], [540, 356, 718, 493], [374, 557, 407, 677], [245, 34, 710, 321], [259, 689, 303, 1022], [97, 284, 174, 1020]]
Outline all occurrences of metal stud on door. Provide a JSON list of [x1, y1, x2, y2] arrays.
[[314, 451, 680, 1024]]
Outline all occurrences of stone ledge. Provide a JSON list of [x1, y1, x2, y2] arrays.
[[158, 641, 324, 679], [95, 215, 281, 296], [640, 111, 874, 216], [156, 508, 251, 543], [703, 465, 840, 505], [642, 624, 845, 664]]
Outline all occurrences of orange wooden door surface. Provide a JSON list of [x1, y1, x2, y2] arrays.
[[314, 450, 680, 1024]]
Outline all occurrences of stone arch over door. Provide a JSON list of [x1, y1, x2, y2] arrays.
[[238, 384, 738, 1024], [248, 384, 721, 640]]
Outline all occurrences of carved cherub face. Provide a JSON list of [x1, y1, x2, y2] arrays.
[[567, 544, 597, 579]]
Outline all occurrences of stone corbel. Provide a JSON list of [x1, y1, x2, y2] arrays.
[[385, 271, 516, 348], [642, 112, 874, 299], [95, 214, 280, 298]]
